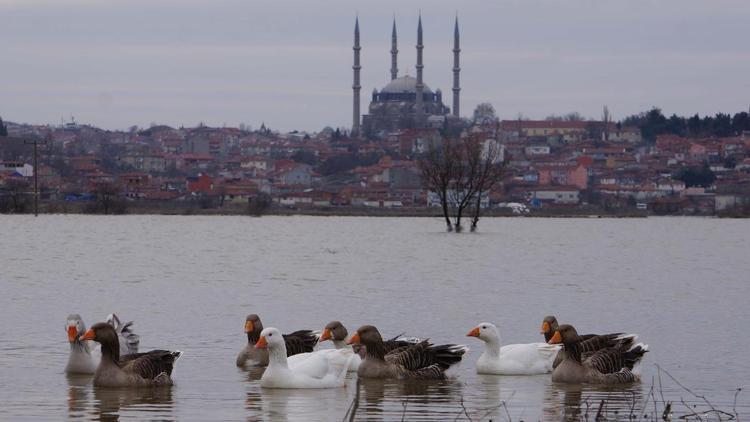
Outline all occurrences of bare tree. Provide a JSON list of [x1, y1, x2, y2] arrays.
[[91, 181, 121, 215], [472, 103, 498, 125], [419, 135, 506, 232], [469, 140, 506, 231], [0, 178, 31, 213], [248, 192, 272, 216], [602, 105, 612, 141], [419, 140, 458, 231]]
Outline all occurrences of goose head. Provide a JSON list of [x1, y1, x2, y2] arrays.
[[66, 314, 86, 344], [244, 314, 263, 335], [466, 322, 500, 343], [346, 325, 382, 347], [320, 321, 348, 343], [80, 322, 121, 360], [548, 324, 579, 345], [255, 327, 285, 352], [541, 315, 558, 336]]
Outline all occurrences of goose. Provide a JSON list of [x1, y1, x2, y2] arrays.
[[236, 314, 319, 367], [65, 314, 100, 375], [548, 324, 648, 384], [466, 322, 561, 375], [347, 325, 467, 380], [541, 316, 638, 368], [80, 322, 182, 387], [315, 321, 423, 372], [65, 313, 141, 375], [255, 327, 352, 389]]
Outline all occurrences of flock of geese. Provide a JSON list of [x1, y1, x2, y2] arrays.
[[65, 313, 648, 389]]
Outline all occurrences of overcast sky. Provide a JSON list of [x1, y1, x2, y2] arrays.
[[2, 0, 749, 132]]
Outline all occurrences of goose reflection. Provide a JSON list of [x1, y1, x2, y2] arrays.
[[358, 378, 465, 420], [92, 386, 174, 421], [543, 382, 645, 421], [245, 379, 352, 422], [66, 373, 92, 417]]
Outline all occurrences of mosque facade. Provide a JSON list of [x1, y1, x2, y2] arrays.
[[352, 16, 461, 137]]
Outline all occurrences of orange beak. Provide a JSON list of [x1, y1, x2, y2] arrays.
[[548, 331, 563, 344], [79, 328, 95, 342], [255, 336, 268, 349], [67, 325, 78, 342], [345, 333, 360, 345], [541, 321, 550, 335], [244, 320, 254, 333], [320, 328, 332, 342], [467, 327, 481, 337]]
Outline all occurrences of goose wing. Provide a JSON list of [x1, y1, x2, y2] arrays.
[[283, 330, 318, 356], [584, 343, 648, 374], [121, 350, 182, 380], [578, 333, 635, 355], [385, 341, 467, 371]]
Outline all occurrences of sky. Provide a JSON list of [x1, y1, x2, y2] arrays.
[[1, 0, 749, 132]]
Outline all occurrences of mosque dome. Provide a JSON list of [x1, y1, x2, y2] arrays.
[[380, 76, 433, 94]]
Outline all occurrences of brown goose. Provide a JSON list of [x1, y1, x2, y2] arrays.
[[548, 324, 648, 384], [541, 316, 637, 368], [80, 322, 181, 387], [319, 321, 419, 352], [236, 314, 318, 367], [346, 325, 467, 380]]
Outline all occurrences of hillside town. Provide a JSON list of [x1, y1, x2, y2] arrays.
[[1, 108, 749, 216]]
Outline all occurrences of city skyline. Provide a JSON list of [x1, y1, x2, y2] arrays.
[[2, 0, 749, 132]]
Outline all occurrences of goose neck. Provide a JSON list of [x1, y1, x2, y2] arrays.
[[267, 346, 289, 368]]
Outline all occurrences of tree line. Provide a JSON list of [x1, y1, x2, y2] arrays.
[[622, 107, 750, 142]]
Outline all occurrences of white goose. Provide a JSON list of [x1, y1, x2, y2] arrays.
[[255, 327, 352, 389], [467, 322, 561, 375]]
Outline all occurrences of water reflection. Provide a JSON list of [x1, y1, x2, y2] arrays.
[[92, 387, 174, 421], [543, 382, 644, 421], [66, 373, 92, 417]]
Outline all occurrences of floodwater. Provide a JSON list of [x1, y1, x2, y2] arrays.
[[0, 215, 748, 421]]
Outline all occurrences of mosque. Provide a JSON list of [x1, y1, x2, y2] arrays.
[[352, 15, 462, 137]]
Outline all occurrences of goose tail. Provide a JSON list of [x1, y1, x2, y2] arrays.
[[430, 344, 468, 370]]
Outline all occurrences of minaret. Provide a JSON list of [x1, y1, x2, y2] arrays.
[[415, 14, 425, 126], [452, 16, 461, 118], [352, 17, 361, 136], [390, 17, 398, 80]]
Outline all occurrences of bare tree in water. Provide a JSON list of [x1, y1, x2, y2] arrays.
[[0, 178, 31, 213], [91, 181, 122, 215], [419, 135, 505, 232]]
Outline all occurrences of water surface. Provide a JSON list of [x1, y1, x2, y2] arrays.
[[0, 216, 748, 420]]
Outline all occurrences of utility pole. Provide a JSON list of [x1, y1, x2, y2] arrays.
[[23, 138, 47, 217]]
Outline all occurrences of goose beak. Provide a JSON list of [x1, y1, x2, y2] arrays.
[[345, 333, 360, 345], [244, 321, 254, 333], [540, 321, 550, 335], [67, 325, 79, 342], [79, 328, 95, 342], [548, 331, 563, 344], [320, 329, 332, 342], [255, 336, 268, 349], [467, 327, 481, 337]]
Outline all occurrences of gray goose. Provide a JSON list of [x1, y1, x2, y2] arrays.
[[319, 321, 419, 352], [80, 322, 182, 387], [66, 314, 98, 375], [65, 313, 142, 375], [346, 325, 467, 380], [548, 324, 648, 384], [541, 316, 637, 368], [236, 314, 318, 367]]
